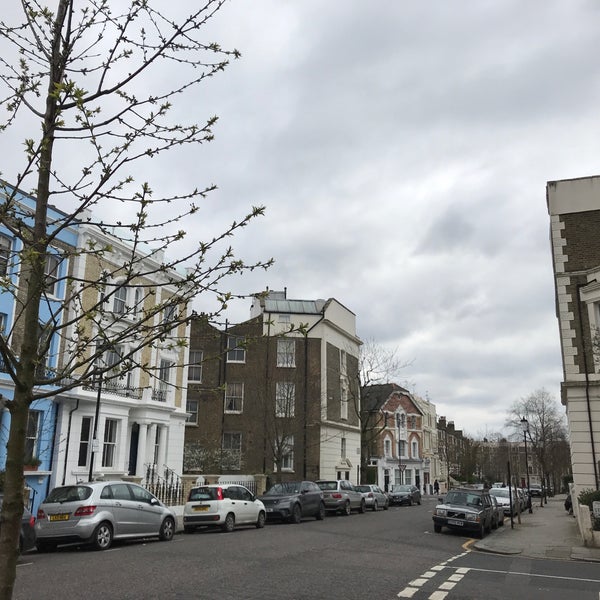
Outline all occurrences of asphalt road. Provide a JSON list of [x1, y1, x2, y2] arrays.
[[13, 497, 600, 600]]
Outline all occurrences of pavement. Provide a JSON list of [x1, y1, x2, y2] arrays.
[[473, 496, 600, 562]]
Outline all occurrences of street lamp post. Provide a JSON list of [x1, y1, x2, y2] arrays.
[[88, 370, 103, 482], [521, 416, 533, 514]]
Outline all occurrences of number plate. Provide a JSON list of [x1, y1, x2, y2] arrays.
[[448, 519, 463, 526], [266, 508, 273, 512], [49, 513, 70, 522], [193, 505, 209, 512]]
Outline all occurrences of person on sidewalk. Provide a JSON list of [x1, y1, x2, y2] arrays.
[[434, 480, 440, 495]]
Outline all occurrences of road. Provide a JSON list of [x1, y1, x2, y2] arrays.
[[13, 496, 600, 600]]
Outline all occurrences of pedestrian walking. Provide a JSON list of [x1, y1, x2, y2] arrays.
[[433, 480, 439, 495]]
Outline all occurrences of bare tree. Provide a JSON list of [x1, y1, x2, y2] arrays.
[[0, 2, 272, 597], [506, 388, 569, 502]]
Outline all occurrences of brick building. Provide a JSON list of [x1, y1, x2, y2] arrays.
[[547, 176, 600, 500], [184, 290, 362, 487]]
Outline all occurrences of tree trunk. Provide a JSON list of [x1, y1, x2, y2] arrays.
[[0, 392, 31, 599]]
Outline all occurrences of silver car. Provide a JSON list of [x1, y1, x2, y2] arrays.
[[355, 484, 389, 511], [316, 480, 366, 515], [35, 481, 176, 551]]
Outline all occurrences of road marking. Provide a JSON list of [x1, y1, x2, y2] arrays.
[[462, 566, 600, 584], [397, 587, 418, 598]]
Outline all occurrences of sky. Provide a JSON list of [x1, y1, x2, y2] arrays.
[[5, 1, 600, 438]]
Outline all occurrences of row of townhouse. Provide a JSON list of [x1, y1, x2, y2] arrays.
[[0, 183, 188, 515]]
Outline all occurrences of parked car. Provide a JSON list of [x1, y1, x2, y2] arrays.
[[432, 487, 494, 538], [490, 495, 505, 528], [387, 484, 422, 506], [0, 495, 36, 553], [529, 483, 544, 497], [35, 481, 176, 552], [258, 481, 325, 522], [489, 487, 517, 517], [355, 484, 389, 511], [316, 480, 365, 515], [184, 484, 266, 533]]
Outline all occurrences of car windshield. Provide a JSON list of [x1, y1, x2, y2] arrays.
[[391, 485, 411, 492], [317, 481, 338, 491], [355, 485, 371, 493], [445, 491, 483, 506], [265, 483, 301, 495], [45, 485, 93, 503], [490, 488, 510, 498]]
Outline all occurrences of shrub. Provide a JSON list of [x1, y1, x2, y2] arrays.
[[577, 488, 600, 509]]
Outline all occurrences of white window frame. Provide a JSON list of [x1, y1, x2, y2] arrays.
[[384, 438, 391, 457], [0, 234, 11, 276], [25, 410, 41, 461], [188, 350, 203, 382], [226, 335, 246, 363], [225, 382, 244, 413], [412, 440, 419, 459], [275, 381, 295, 417], [276, 339, 295, 367], [44, 253, 61, 297], [101, 418, 118, 468], [186, 399, 198, 424], [280, 435, 294, 471], [113, 284, 127, 315]]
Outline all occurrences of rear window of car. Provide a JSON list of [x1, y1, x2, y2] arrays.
[[355, 486, 371, 493], [317, 481, 337, 491], [45, 486, 93, 503], [188, 487, 220, 501]]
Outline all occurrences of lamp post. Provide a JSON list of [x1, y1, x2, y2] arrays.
[[88, 370, 103, 482], [521, 416, 532, 513]]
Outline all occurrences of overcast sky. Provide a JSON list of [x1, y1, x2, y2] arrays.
[[7, 1, 600, 437]]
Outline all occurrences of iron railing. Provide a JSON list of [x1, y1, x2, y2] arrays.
[[144, 463, 184, 506]]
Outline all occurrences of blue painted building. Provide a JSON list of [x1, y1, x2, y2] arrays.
[[0, 182, 79, 515]]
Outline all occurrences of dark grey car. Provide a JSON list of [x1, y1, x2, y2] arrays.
[[258, 481, 325, 523], [0, 495, 36, 553], [432, 487, 494, 538]]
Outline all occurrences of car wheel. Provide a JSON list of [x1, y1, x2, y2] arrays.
[[36, 540, 57, 553], [342, 501, 351, 516], [359, 499, 366, 514], [499, 517, 504, 527], [383, 500, 389, 510], [417, 498, 421, 505], [372, 500, 378, 512], [222, 513, 235, 533], [477, 522, 485, 539], [92, 522, 113, 551], [291, 503, 302, 524], [491, 516, 498, 530], [183, 526, 195, 534], [159, 517, 175, 541], [316, 502, 325, 520], [433, 524, 442, 533], [408, 498, 412, 506], [256, 511, 266, 529]]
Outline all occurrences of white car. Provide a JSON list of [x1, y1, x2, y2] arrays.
[[183, 484, 266, 533]]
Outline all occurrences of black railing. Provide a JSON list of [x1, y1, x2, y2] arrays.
[[144, 463, 184, 506], [82, 378, 143, 399], [152, 388, 167, 402]]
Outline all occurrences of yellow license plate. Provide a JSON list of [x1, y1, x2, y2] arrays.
[[193, 505, 209, 512], [49, 513, 70, 521]]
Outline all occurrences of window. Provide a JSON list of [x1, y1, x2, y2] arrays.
[[225, 382, 243, 413], [410, 416, 417, 429], [0, 313, 6, 335], [411, 440, 419, 459], [222, 432, 241, 470], [102, 419, 118, 468], [158, 359, 171, 387], [278, 314, 290, 324], [105, 344, 123, 370], [24, 410, 41, 461], [153, 427, 161, 465], [188, 350, 203, 382], [133, 287, 143, 316], [341, 437, 346, 459], [340, 379, 348, 420], [226, 335, 245, 363], [163, 304, 177, 323], [276, 339, 295, 367], [113, 285, 127, 314], [405, 469, 412, 485], [398, 440, 406, 457], [186, 399, 198, 424], [280, 435, 294, 471], [275, 382, 295, 417], [340, 349, 347, 377], [0, 234, 11, 276], [78, 416, 93, 467], [384, 439, 391, 457], [44, 253, 61, 296]]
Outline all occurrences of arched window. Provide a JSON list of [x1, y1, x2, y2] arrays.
[[113, 284, 127, 314]]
